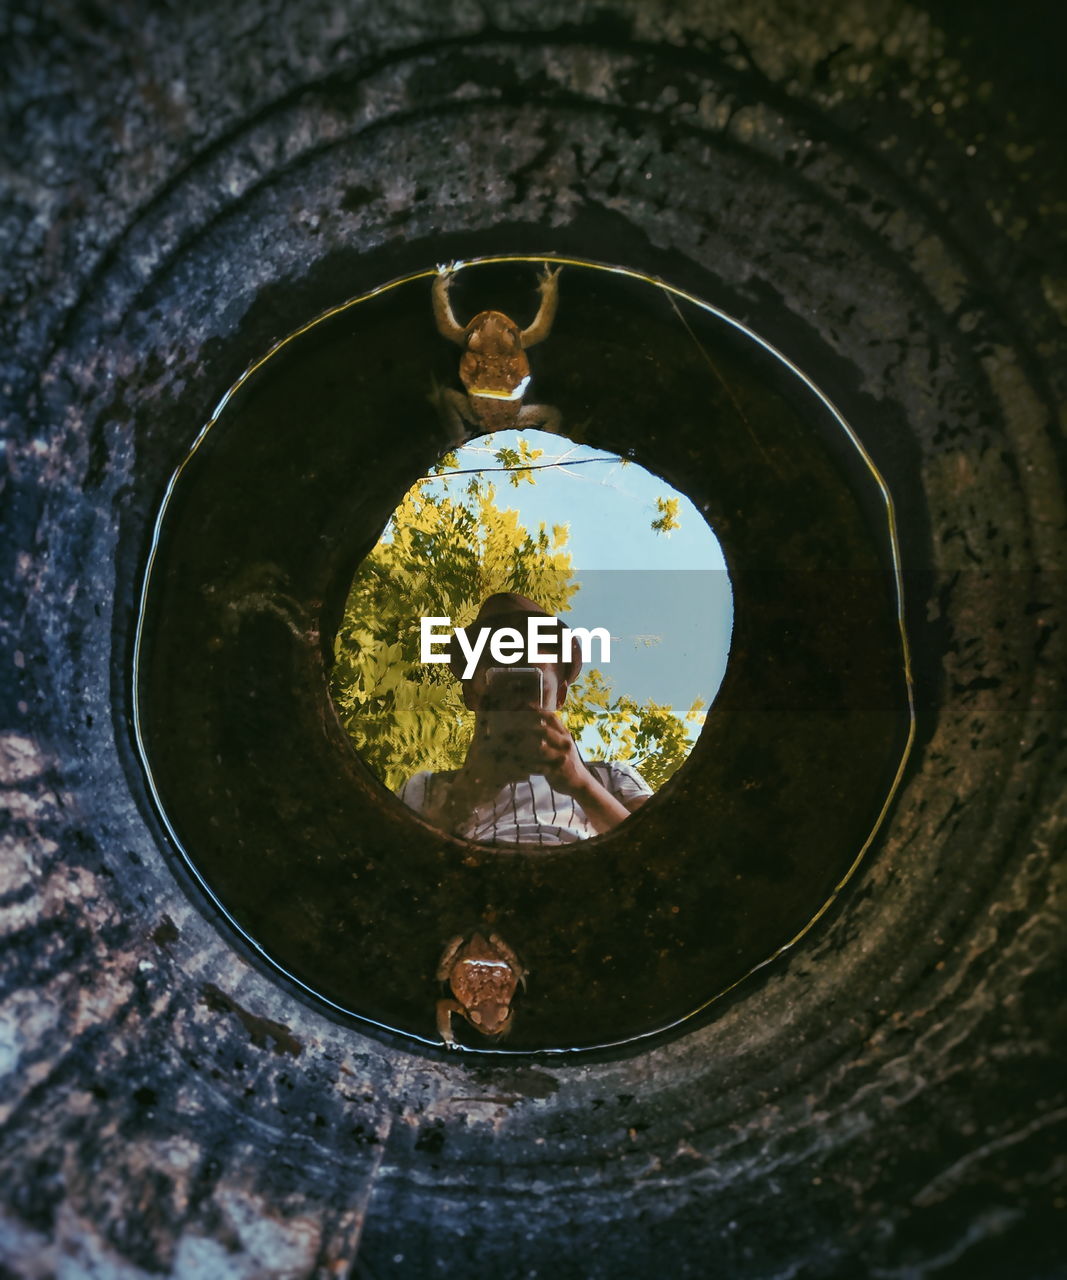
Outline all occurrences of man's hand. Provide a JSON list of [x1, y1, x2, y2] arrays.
[[531, 708, 633, 834], [531, 708, 589, 797], [441, 704, 637, 837]]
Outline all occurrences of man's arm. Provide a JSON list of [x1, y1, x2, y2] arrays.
[[535, 710, 635, 835], [566, 768, 634, 834]]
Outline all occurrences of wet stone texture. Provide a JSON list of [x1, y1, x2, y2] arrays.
[[1, 1, 1065, 1277]]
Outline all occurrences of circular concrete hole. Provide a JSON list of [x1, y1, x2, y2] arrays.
[[133, 258, 911, 1053], [4, 6, 1064, 1276], [330, 420, 733, 834]]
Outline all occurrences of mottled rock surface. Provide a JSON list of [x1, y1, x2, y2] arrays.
[[1, 1, 1064, 1276]]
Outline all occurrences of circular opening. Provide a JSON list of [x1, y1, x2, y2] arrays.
[[329, 425, 733, 846], [133, 256, 913, 1054]]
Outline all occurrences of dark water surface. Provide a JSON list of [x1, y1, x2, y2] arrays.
[[135, 258, 912, 1053]]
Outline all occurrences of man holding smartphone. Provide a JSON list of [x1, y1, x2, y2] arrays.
[[397, 593, 653, 845]]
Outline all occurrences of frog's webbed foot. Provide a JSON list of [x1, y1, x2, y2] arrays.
[[436, 998, 465, 1047], [521, 264, 561, 348], [435, 934, 466, 982], [515, 401, 562, 435]]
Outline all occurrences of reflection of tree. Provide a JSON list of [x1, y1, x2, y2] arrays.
[[329, 439, 705, 792], [564, 669, 704, 792]]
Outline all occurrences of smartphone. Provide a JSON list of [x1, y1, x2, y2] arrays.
[[482, 667, 545, 774], [483, 666, 545, 718]]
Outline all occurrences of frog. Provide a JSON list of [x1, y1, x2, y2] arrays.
[[435, 929, 528, 1047], [431, 262, 563, 442]]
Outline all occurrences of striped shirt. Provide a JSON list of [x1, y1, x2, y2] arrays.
[[397, 762, 653, 845]]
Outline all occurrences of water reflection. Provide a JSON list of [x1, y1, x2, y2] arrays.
[[134, 255, 909, 1052], [432, 261, 563, 441], [327, 265, 732, 851], [396, 592, 654, 844], [436, 928, 528, 1047], [330, 462, 731, 844]]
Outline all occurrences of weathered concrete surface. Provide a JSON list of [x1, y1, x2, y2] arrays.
[[1, 1, 1064, 1276]]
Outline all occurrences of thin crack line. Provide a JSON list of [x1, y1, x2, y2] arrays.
[[663, 288, 783, 480]]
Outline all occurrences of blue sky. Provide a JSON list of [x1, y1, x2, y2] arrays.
[[427, 429, 734, 731]]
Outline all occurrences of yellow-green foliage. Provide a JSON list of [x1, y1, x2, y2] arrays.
[[329, 440, 703, 792], [651, 495, 681, 534], [563, 668, 705, 792]]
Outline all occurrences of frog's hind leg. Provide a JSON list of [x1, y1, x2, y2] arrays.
[[435, 934, 467, 981], [429, 382, 480, 445], [515, 401, 562, 435]]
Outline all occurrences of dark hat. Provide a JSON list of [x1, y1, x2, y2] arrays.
[[448, 592, 581, 682]]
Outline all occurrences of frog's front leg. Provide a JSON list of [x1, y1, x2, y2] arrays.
[[436, 998, 465, 1047], [520, 264, 562, 348], [515, 400, 562, 434], [432, 267, 467, 344]]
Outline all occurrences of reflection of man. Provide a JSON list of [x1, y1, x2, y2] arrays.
[[398, 593, 653, 844]]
